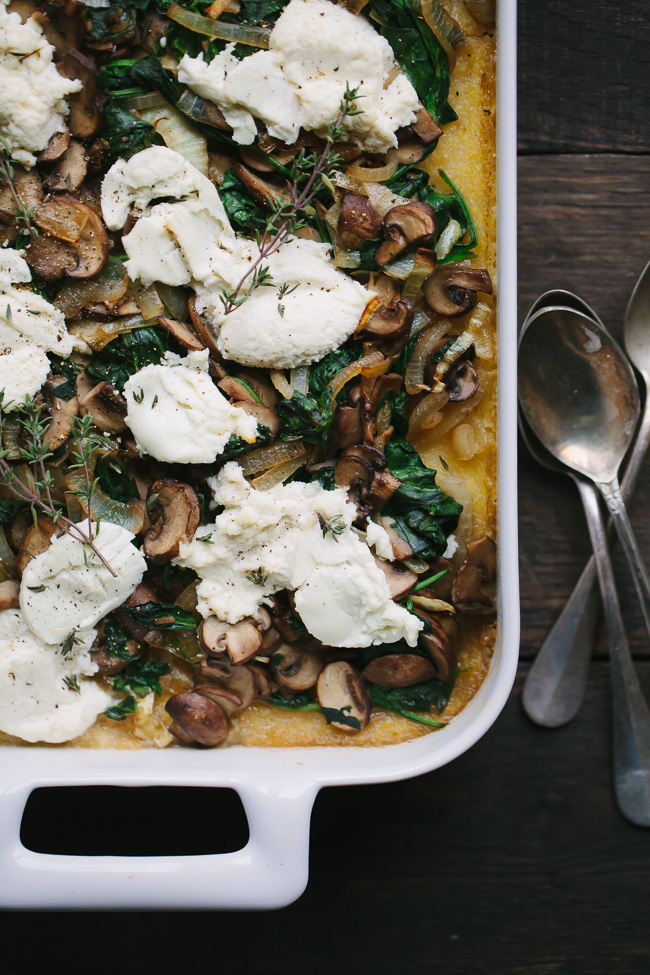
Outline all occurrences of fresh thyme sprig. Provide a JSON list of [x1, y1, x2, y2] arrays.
[[0, 395, 118, 576], [220, 84, 364, 315], [318, 512, 346, 541], [0, 137, 39, 244]]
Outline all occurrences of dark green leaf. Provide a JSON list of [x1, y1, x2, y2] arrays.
[[0, 499, 23, 523], [239, 0, 286, 25], [219, 423, 271, 462], [102, 102, 158, 163], [121, 601, 198, 631], [308, 343, 362, 398], [277, 390, 335, 447], [266, 690, 320, 711], [369, 677, 454, 716], [309, 465, 336, 491], [86, 327, 174, 390], [103, 618, 135, 660], [104, 695, 138, 721], [101, 56, 178, 105], [219, 169, 268, 234], [50, 379, 76, 401], [112, 655, 170, 698], [321, 706, 362, 730], [95, 458, 140, 502]]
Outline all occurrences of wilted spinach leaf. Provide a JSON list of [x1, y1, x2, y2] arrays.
[[96, 458, 140, 502], [309, 343, 362, 399], [102, 102, 158, 162], [121, 602, 198, 631], [219, 169, 268, 234], [101, 56, 178, 105], [86, 327, 173, 390], [112, 656, 170, 697], [321, 706, 362, 730], [104, 695, 138, 721], [0, 499, 23, 523], [277, 390, 335, 448], [103, 618, 134, 660], [239, 0, 287, 24], [266, 691, 320, 711], [369, 678, 453, 724]]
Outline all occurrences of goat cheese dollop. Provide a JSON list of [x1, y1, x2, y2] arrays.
[[20, 522, 147, 645], [174, 462, 422, 648], [0, 248, 73, 409], [101, 148, 371, 368], [124, 350, 258, 464], [178, 0, 419, 153], [0, 0, 82, 167], [0, 610, 113, 744]]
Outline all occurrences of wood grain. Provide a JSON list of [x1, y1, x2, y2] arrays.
[[518, 0, 650, 155]]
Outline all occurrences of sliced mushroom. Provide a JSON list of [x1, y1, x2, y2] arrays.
[[362, 653, 436, 687], [157, 315, 205, 352], [79, 381, 127, 434], [380, 516, 414, 561], [198, 617, 263, 665], [44, 139, 87, 193], [0, 166, 42, 225], [420, 615, 457, 683], [7, 507, 31, 552], [337, 193, 382, 250], [43, 374, 79, 451], [330, 404, 363, 452], [166, 691, 230, 747], [17, 516, 58, 576], [272, 645, 324, 692], [218, 376, 260, 404], [30, 197, 108, 280], [374, 557, 417, 599], [249, 663, 273, 699], [0, 580, 20, 610], [376, 202, 437, 266], [451, 535, 497, 615], [37, 125, 70, 163], [369, 469, 402, 508], [188, 297, 227, 374], [335, 445, 394, 512], [423, 266, 493, 318], [193, 664, 256, 716], [356, 299, 413, 353], [412, 103, 444, 143], [234, 369, 279, 409], [317, 661, 371, 732], [445, 359, 479, 401], [231, 400, 280, 439], [144, 479, 201, 565], [233, 162, 291, 209], [58, 49, 101, 139]]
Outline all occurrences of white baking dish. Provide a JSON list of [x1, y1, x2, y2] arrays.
[[0, 0, 519, 911]]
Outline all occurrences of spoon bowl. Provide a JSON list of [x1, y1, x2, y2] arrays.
[[624, 257, 650, 384], [518, 306, 640, 484]]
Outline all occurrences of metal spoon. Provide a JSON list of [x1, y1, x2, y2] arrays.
[[521, 294, 605, 727], [519, 307, 650, 825], [522, 266, 650, 727]]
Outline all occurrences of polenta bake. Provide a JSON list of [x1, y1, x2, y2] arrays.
[[0, 0, 497, 750]]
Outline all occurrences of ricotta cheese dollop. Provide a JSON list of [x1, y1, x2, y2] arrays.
[[20, 521, 147, 645], [178, 0, 419, 153], [101, 147, 371, 368], [174, 462, 422, 648], [0, 610, 113, 744], [124, 350, 258, 464], [0, 248, 74, 409], [0, 0, 82, 167]]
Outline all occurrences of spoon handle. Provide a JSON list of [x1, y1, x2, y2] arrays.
[[598, 477, 650, 642], [523, 402, 650, 727], [576, 479, 650, 825]]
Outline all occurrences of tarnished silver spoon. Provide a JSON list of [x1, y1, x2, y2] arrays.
[[519, 306, 650, 826], [522, 265, 650, 728]]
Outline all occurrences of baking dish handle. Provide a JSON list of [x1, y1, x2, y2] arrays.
[[0, 777, 318, 910]]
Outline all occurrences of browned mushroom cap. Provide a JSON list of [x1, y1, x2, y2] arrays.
[[193, 664, 256, 716], [374, 557, 417, 600], [231, 400, 280, 439], [38, 125, 70, 163], [30, 197, 108, 280], [234, 369, 279, 409], [330, 404, 363, 452], [355, 299, 413, 350], [0, 580, 20, 610], [451, 535, 497, 615], [198, 617, 263, 665], [379, 516, 414, 561], [317, 661, 371, 732], [376, 202, 437, 266], [362, 653, 436, 687], [445, 359, 479, 402], [166, 691, 230, 747], [337, 193, 382, 250], [157, 315, 205, 352], [369, 469, 402, 509], [218, 376, 260, 404], [90, 623, 140, 676], [420, 615, 457, 683], [272, 645, 324, 692], [144, 479, 201, 565], [17, 516, 58, 576], [78, 381, 127, 434], [43, 374, 79, 451], [0, 166, 42, 230], [58, 49, 101, 139], [423, 266, 493, 317], [45, 140, 88, 193], [233, 162, 291, 209]]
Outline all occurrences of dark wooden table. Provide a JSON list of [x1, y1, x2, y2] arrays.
[[4, 3, 650, 971]]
